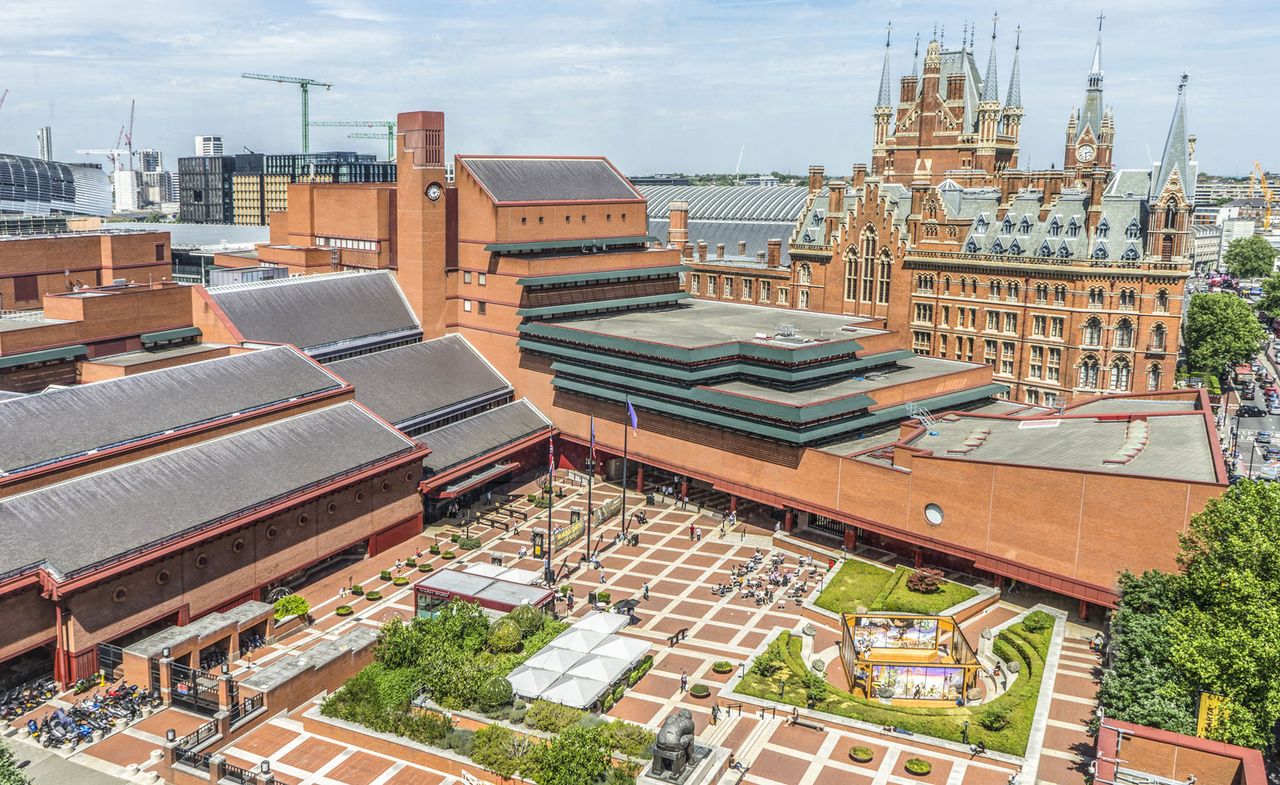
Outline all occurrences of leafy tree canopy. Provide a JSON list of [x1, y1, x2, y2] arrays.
[[0, 740, 30, 785], [1183, 293, 1265, 375], [1224, 235, 1278, 280], [1255, 272, 1280, 319]]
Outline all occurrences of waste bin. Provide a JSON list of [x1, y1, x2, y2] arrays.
[[630, 533, 640, 547], [645, 493, 655, 506]]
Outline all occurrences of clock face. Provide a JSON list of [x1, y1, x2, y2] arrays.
[[425, 183, 442, 201], [1076, 144, 1096, 163]]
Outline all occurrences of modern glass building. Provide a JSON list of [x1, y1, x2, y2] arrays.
[[0, 154, 112, 217]]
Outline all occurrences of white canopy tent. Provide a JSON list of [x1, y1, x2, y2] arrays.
[[566, 653, 633, 683], [571, 611, 630, 635], [507, 666, 562, 699], [524, 646, 585, 672], [549, 628, 610, 653], [540, 674, 610, 710], [591, 635, 652, 663]]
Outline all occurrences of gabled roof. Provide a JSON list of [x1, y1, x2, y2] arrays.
[[421, 399, 552, 474], [327, 335, 511, 431], [205, 270, 420, 356], [0, 402, 419, 580], [0, 345, 344, 478], [458, 156, 642, 204]]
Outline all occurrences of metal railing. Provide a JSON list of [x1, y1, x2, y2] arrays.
[[177, 719, 219, 751], [175, 748, 212, 772], [221, 761, 258, 784]]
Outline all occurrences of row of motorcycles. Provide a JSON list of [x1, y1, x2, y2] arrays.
[[0, 676, 57, 721], [27, 681, 161, 751]]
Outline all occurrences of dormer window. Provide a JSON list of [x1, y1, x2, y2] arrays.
[[1097, 219, 1110, 238], [1092, 244, 1108, 259], [965, 238, 979, 253], [1038, 241, 1053, 258], [1126, 219, 1141, 239], [1009, 240, 1023, 255], [1057, 242, 1071, 258], [1122, 245, 1140, 261], [812, 212, 823, 226], [974, 216, 988, 234], [992, 239, 1006, 254], [1001, 218, 1013, 234], [1049, 217, 1062, 237], [1067, 218, 1081, 238], [1018, 217, 1032, 235]]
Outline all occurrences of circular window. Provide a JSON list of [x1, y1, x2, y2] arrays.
[[232, 538, 246, 554], [155, 569, 170, 586], [266, 525, 278, 540], [380, 480, 391, 493], [924, 503, 944, 526], [354, 491, 365, 503], [112, 587, 128, 603], [194, 554, 209, 569], [297, 512, 310, 526], [405, 471, 415, 483], [327, 501, 338, 515]]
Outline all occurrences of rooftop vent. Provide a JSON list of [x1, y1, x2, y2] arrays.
[[776, 324, 797, 338]]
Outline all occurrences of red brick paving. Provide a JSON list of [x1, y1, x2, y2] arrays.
[[384, 768, 447, 785], [235, 722, 300, 758], [82, 731, 159, 767], [750, 748, 813, 783], [279, 736, 345, 771], [327, 750, 395, 785]]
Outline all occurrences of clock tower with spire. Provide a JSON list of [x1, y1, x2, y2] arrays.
[[1065, 12, 1114, 173]]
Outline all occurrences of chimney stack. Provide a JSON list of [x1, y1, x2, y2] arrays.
[[757, 251, 767, 263], [668, 200, 689, 248], [737, 240, 748, 256], [697, 240, 708, 262], [767, 239, 782, 268], [808, 165, 825, 194], [682, 241, 694, 262], [828, 180, 847, 214], [716, 243, 725, 259], [851, 164, 867, 191]]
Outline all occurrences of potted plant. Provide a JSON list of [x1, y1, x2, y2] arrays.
[[712, 661, 733, 675], [429, 545, 441, 555], [350, 584, 364, 596], [903, 758, 932, 777], [335, 605, 354, 617], [380, 569, 393, 581], [849, 746, 874, 764], [442, 550, 456, 560], [365, 590, 383, 601], [450, 534, 461, 544], [392, 576, 409, 586], [406, 557, 417, 567], [419, 563, 433, 572], [688, 684, 710, 699]]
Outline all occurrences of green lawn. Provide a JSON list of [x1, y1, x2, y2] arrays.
[[815, 562, 978, 616], [734, 613, 1056, 756]]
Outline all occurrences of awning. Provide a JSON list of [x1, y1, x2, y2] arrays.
[[140, 326, 202, 345], [516, 264, 686, 287], [0, 344, 88, 370], [485, 235, 658, 254], [436, 461, 520, 498], [516, 292, 689, 318]]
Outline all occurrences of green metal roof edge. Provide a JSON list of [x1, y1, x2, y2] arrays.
[[0, 344, 89, 370], [550, 360, 876, 424], [485, 235, 658, 253], [516, 291, 690, 318], [855, 383, 1011, 431], [140, 326, 203, 344], [516, 264, 687, 287]]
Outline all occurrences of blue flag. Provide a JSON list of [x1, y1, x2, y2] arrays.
[[589, 416, 596, 461], [626, 399, 638, 434]]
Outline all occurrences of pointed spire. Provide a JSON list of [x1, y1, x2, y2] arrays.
[[1154, 74, 1192, 200], [876, 21, 893, 108], [969, 21, 976, 50], [1005, 26, 1022, 108], [1090, 11, 1104, 82], [962, 21, 969, 52], [911, 32, 920, 77], [980, 12, 1000, 103]]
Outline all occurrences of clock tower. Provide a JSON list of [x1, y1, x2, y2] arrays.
[[395, 110, 453, 339], [1064, 13, 1114, 174]]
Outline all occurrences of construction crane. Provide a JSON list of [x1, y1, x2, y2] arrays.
[[310, 120, 396, 160], [241, 73, 333, 154], [1250, 161, 1273, 229], [121, 99, 136, 168], [74, 148, 130, 171], [0, 89, 8, 111]]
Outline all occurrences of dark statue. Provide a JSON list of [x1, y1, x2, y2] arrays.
[[651, 708, 696, 779]]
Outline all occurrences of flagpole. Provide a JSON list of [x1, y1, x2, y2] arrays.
[[586, 417, 595, 563], [545, 434, 554, 586], [621, 400, 629, 537]]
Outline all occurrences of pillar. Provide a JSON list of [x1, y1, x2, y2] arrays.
[[157, 657, 173, 706], [216, 674, 233, 711], [1078, 599, 1090, 622], [843, 526, 857, 551], [680, 477, 688, 499], [214, 709, 231, 739], [207, 754, 225, 785], [729, 496, 738, 513], [635, 465, 645, 494], [784, 508, 794, 533], [912, 548, 923, 569], [994, 575, 1005, 591]]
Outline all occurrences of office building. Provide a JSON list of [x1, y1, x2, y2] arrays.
[[0, 153, 112, 217], [137, 148, 163, 173], [112, 169, 141, 212], [35, 127, 52, 162], [195, 135, 224, 157]]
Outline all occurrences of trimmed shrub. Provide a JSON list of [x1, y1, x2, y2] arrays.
[[526, 699, 585, 733], [429, 545, 440, 555], [559, 585, 572, 595], [508, 604, 546, 637], [273, 594, 310, 620], [445, 729, 474, 757], [335, 605, 354, 617], [477, 675, 514, 712], [488, 618, 523, 653], [904, 758, 932, 776], [450, 534, 461, 543], [392, 577, 409, 587], [849, 745, 874, 763], [1022, 610, 1054, 634], [441, 551, 456, 560], [350, 584, 364, 596], [905, 568, 944, 594], [596, 590, 611, 604], [380, 569, 393, 581], [418, 563, 432, 573], [459, 536, 482, 551], [612, 683, 625, 702], [470, 725, 523, 778], [712, 661, 733, 674], [405, 557, 416, 567], [689, 684, 710, 698], [602, 721, 656, 759], [602, 694, 615, 711], [365, 590, 383, 601], [978, 704, 1012, 731]]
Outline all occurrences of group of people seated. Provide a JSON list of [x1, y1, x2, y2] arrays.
[[709, 548, 813, 606]]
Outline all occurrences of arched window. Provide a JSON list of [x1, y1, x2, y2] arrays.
[[844, 254, 857, 300], [1119, 289, 1136, 309], [944, 276, 952, 293], [1114, 318, 1133, 349], [1147, 362, 1163, 391], [798, 263, 812, 285], [1165, 202, 1177, 229], [1083, 317, 1102, 346], [1035, 283, 1049, 303], [1110, 357, 1131, 391], [1078, 355, 1100, 388], [991, 280, 1002, 299], [1155, 289, 1169, 312], [1088, 287, 1104, 307], [798, 288, 810, 310], [861, 227, 876, 301], [877, 250, 892, 304], [1151, 323, 1167, 351], [1054, 285, 1068, 305], [1008, 281, 1020, 300]]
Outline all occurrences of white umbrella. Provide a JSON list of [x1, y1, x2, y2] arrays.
[[551, 628, 609, 653], [571, 611, 630, 635], [591, 636, 650, 664], [540, 675, 609, 709], [566, 654, 632, 683], [524, 646, 586, 672], [507, 666, 562, 699]]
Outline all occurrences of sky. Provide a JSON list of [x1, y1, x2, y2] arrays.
[[0, 0, 1273, 178]]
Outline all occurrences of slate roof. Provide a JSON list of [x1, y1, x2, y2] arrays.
[[0, 346, 344, 477], [327, 335, 511, 429], [206, 271, 419, 354], [650, 218, 798, 266], [639, 185, 812, 222], [0, 403, 418, 580], [459, 157, 642, 204], [420, 399, 551, 474]]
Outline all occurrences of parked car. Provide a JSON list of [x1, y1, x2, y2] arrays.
[[1239, 405, 1266, 417], [1266, 446, 1280, 461], [1257, 432, 1273, 444]]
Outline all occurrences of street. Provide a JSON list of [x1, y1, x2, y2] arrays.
[[1221, 341, 1280, 480]]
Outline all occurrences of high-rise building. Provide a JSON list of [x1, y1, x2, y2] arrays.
[[0, 153, 112, 216], [35, 127, 53, 161], [137, 149, 163, 173], [112, 169, 141, 212], [194, 135, 224, 157]]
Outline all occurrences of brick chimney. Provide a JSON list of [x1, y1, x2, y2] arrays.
[[668, 200, 689, 248], [767, 239, 782, 268], [851, 164, 867, 191], [828, 180, 847, 214], [946, 74, 965, 102], [682, 241, 694, 262], [808, 165, 825, 194], [716, 243, 725, 259], [697, 241, 708, 262], [757, 251, 767, 263], [737, 240, 748, 256]]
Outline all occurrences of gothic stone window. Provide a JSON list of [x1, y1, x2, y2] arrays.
[[1079, 355, 1100, 388]]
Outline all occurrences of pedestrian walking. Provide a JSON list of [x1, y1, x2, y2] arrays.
[[680, 671, 688, 692], [774, 521, 781, 534], [695, 526, 702, 542], [599, 569, 607, 584], [642, 582, 650, 601], [567, 593, 575, 611], [689, 523, 696, 541], [681, 495, 689, 510]]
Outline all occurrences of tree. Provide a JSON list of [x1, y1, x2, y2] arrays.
[[1224, 235, 1278, 279], [527, 724, 611, 785], [1255, 272, 1280, 319], [1183, 293, 1265, 375], [272, 593, 310, 620], [0, 740, 30, 785]]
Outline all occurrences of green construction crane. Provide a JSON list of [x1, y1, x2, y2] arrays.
[[241, 72, 334, 154], [311, 121, 396, 161]]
